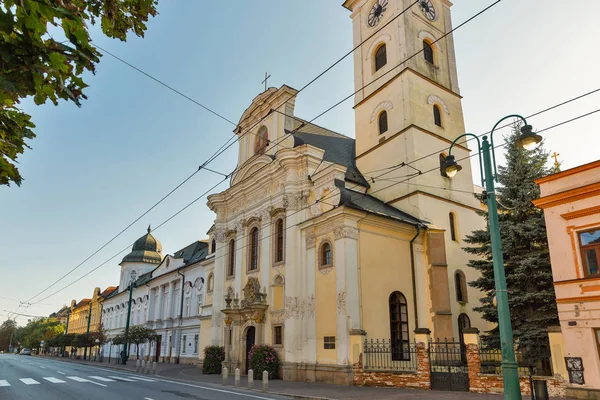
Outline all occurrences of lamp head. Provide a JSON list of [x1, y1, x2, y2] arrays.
[[443, 154, 462, 178], [516, 124, 542, 150]]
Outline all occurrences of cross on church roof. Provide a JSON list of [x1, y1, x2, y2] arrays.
[[262, 72, 271, 91]]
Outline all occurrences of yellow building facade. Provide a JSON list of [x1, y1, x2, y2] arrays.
[[203, 0, 488, 383], [67, 286, 117, 335]]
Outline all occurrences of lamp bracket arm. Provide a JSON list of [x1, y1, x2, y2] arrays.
[[489, 114, 528, 181]]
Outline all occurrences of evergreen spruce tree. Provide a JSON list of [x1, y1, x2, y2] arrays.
[[463, 123, 558, 356]]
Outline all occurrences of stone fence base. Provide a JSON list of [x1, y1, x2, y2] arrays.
[[352, 329, 567, 397]]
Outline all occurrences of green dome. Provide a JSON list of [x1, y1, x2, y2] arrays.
[[121, 226, 163, 264]]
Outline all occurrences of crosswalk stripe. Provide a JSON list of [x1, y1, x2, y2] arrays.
[[20, 378, 40, 385], [88, 376, 115, 382], [124, 376, 156, 382], [108, 376, 136, 382], [43, 377, 66, 384], [0, 380, 10, 387], [66, 376, 90, 382]]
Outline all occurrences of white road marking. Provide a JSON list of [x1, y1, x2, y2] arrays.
[[56, 371, 66, 375], [39, 366, 46, 369], [144, 398, 154, 400], [88, 376, 115, 382], [124, 375, 156, 382], [20, 378, 40, 385], [43, 377, 66, 383], [152, 376, 302, 400], [108, 376, 135, 382], [0, 380, 10, 387], [67, 376, 107, 387]]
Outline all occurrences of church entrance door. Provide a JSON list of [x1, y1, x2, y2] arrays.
[[245, 326, 256, 375]]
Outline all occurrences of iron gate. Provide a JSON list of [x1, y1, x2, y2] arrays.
[[429, 340, 469, 391]]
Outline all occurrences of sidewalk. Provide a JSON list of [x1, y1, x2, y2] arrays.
[[39, 355, 565, 400]]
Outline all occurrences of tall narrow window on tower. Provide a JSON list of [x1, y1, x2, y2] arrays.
[[433, 105, 442, 127], [378, 111, 388, 135], [449, 212, 457, 241], [375, 43, 387, 71], [255, 126, 269, 155], [423, 40, 434, 64], [249, 227, 259, 271]]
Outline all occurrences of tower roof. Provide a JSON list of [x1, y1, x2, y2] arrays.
[[120, 225, 163, 264]]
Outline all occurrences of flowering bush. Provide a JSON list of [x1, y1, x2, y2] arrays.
[[248, 344, 279, 380], [202, 345, 225, 374]]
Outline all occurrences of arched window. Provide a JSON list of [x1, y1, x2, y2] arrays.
[[320, 242, 332, 267], [449, 212, 457, 241], [275, 219, 284, 263], [378, 111, 388, 135], [423, 40, 434, 64], [455, 270, 468, 303], [227, 239, 235, 277], [389, 291, 410, 361], [439, 153, 448, 177], [211, 239, 216, 254], [375, 43, 387, 71], [249, 227, 259, 271], [254, 126, 268, 155], [433, 105, 442, 127]]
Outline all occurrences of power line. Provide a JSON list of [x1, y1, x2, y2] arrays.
[[27, 105, 600, 309], [23, 1, 427, 303]]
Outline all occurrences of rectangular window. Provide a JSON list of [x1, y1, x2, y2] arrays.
[[273, 325, 283, 346], [194, 334, 199, 354], [324, 336, 335, 350], [579, 229, 600, 277], [182, 335, 186, 354]]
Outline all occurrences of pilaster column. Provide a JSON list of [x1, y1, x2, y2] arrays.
[[211, 226, 227, 345]]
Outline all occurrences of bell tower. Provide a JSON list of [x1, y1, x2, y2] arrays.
[[344, 0, 477, 209], [343, 0, 487, 339]]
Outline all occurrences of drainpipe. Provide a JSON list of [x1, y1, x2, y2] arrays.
[[409, 225, 422, 330], [176, 269, 185, 364]]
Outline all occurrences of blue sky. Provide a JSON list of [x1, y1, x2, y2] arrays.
[[2, 0, 600, 324]]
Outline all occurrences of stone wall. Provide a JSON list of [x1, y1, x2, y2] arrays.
[[353, 341, 430, 390], [353, 330, 567, 397], [466, 343, 567, 397]]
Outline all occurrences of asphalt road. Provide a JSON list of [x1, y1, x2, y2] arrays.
[[0, 354, 292, 400]]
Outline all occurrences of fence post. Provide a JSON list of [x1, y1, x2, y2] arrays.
[[141, 360, 146, 374], [262, 370, 268, 392], [152, 361, 157, 375], [136, 359, 141, 373], [248, 369, 254, 389], [463, 327, 480, 392], [414, 328, 432, 390], [235, 368, 240, 387]]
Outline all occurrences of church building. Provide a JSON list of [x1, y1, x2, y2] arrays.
[[202, 0, 488, 384]]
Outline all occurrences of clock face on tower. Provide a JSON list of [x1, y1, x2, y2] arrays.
[[419, 0, 436, 21], [368, 0, 388, 27]]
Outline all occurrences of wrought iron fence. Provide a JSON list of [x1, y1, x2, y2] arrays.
[[479, 348, 553, 376], [363, 339, 418, 372]]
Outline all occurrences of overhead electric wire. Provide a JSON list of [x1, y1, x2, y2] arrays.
[[21, 1, 589, 306], [23, 1, 426, 305]]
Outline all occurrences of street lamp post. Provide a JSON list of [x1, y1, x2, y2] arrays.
[[84, 301, 92, 360], [121, 281, 135, 365], [444, 115, 542, 400]]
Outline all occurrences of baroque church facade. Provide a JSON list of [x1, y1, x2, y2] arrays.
[[95, 0, 488, 383], [201, 0, 488, 383]]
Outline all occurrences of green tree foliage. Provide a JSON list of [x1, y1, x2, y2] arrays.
[[464, 123, 558, 356], [14, 317, 65, 350], [0, 0, 158, 186], [0, 319, 18, 351], [248, 344, 279, 379], [202, 345, 224, 374], [110, 325, 156, 358]]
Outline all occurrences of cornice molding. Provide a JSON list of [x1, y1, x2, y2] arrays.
[[533, 182, 600, 209]]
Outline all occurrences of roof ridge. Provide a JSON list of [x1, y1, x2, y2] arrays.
[[293, 118, 352, 139]]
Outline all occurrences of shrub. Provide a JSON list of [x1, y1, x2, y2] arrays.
[[248, 344, 279, 380], [202, 345, 225, 374]]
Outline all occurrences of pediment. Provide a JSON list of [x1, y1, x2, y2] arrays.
[[230, 155, 273, 186], [235, 85, 298, 133]]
